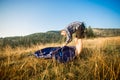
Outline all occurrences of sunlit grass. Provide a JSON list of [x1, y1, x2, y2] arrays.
[[0, 36, 120, 80]]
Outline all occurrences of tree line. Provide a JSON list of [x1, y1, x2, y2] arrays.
[[0, 31, 63, 49], [0, 27, 120, 49]]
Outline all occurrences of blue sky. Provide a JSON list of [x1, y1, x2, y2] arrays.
[[0, 0, 120, 37]]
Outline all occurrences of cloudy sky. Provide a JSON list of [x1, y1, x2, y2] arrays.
[[0, 0, 120, 37]]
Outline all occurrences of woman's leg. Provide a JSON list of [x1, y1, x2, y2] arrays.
[[74, 38, 82, 55]]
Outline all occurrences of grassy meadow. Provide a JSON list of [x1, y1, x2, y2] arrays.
[[0, 36, 120, 80]]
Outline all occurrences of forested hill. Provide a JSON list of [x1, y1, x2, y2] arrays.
[[0, 31, 63, 49], [0, 28, 120, 49]]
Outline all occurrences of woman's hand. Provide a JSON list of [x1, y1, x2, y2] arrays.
[[61, 43, 67, 47]]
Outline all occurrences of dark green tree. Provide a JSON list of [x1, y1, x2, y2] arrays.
[[86, 26, 95, 38]]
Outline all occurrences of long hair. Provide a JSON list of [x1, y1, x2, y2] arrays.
[[81, 22, 86, 38]]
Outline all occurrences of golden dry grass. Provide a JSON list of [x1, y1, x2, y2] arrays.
[[0, 36, 120, 80]]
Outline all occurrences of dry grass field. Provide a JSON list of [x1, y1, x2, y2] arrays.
[[0, 36, 120, 80]]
